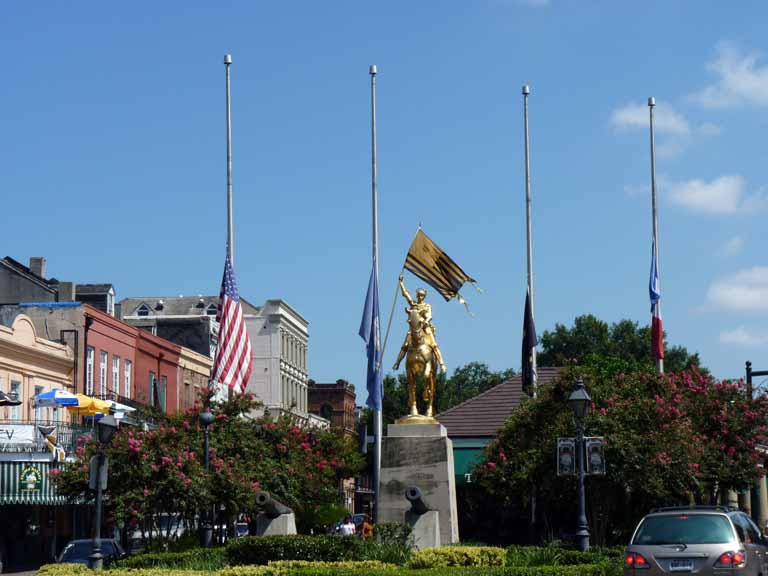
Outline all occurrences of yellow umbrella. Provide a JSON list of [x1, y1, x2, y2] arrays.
[[67, 394, 112, 416]]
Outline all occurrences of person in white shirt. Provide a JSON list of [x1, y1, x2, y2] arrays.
[[339, 516, 356, 536]]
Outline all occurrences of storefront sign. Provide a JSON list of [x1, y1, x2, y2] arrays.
[[0, 424, 35, 445], [19, 465, 42, 492]]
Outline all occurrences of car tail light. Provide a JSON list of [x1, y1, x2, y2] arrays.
[[625, 552, 650, 569], [715, 551, 746, 568]]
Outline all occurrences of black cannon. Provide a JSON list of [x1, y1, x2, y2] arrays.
[[405, 486, 430, 516], [255, 491, 293, 519]]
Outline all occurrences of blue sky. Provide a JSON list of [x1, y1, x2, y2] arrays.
[[3, 1, 768, 400]]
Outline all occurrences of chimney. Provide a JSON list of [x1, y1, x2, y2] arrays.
[[29, 257, 46, 278], [58, 282, 77, 302]]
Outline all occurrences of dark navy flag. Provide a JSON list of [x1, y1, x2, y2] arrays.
[[521, 289, 538, 395], [359, 267, 383, 411]]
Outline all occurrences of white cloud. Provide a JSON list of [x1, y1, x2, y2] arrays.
[[668, 175, 744, 214], [720, 327, 768, 347], [610, 101, 690, 135], [716, 236, 745, 257], [707, 267, 768, 311], [692, 42, 768, 108]]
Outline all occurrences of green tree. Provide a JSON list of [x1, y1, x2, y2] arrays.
[[538, 315, 702, 373]]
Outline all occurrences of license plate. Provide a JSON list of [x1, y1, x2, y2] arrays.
[[669, 560, 693, 572]]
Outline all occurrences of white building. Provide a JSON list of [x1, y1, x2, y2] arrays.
[[118, 295, 315, 420], [244, 299, 310, 419]]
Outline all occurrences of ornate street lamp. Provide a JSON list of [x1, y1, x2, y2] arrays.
[[90, 414, 118, 570], [568, 378, 591, 552], [199, 410, 214, 548]]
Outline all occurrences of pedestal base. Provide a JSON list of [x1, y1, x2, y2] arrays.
[[406, 510, 441, 549], [256, 513, 297, 536], [379, 422, 459, 544]]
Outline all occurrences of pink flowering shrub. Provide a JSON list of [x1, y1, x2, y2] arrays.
[[53, 391, 363, 543], [472, 358, 768, 545]]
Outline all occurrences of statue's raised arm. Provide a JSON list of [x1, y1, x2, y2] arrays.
[[399, 274, 415, 306]]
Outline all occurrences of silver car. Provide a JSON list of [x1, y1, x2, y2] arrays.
[[625, 506, 768, 576]]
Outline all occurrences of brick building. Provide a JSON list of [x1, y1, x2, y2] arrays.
[[307, 379, 357, 436]]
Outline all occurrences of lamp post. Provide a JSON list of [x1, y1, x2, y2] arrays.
[[568, 378, 591, 552], [90, 414, 118, 570], [199, 410, 214, 548]]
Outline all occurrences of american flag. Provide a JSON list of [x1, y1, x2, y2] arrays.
[[212, 253, 253, 394]]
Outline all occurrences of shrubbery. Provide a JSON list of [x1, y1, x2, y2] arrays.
[[225, 535, 364, 566], [114, 547, 227, 570], [38, 563, 618, 576], [408, 546, 507, 569]]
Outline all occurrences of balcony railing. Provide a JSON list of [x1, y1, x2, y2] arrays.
[[0, 419, 91, 454]]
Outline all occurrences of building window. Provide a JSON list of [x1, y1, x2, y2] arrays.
[[124, 360, 132, 398], [320, 403, 332, 421], [112, 356, 120, 395], [159, 376, 167, 412], [136, 304, 150, 317], [10, 380, 21, 420], [100, 351, 108, 398], [86, 347, 95, 395], [34, 384, 44, 422], [149, 372, 156, 406]]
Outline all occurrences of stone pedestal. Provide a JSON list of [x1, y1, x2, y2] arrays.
[[256, 513, 297, 536], [379, 423, 459, 544], [406, 510, 441, 549]]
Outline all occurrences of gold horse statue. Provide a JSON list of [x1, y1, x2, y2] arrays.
[[393, 274, 446, 423]]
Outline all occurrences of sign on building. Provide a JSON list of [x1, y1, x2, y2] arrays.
[[0, 424, 36, 448], [19, 465, 42, 492]]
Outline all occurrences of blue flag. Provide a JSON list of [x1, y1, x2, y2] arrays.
[[359, 267, 383, 411]]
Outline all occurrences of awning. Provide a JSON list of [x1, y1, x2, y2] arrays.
[[0, 461, 67, 505]]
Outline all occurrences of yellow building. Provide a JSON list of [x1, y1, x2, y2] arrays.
[[0, 313, 81, 571], [0, 313, 74, 422], [177, 346, 212, 411]]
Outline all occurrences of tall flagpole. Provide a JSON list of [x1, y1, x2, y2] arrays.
[[648, 97, 663, 374], [369, 64, 382, 523], [225, 54, 234, 264], [523, 85, 537, 398]]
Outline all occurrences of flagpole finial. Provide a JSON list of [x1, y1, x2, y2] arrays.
[[224, 54, 232, 65], [522, 85, 530, 95], [369, 64, 377, 76], [648, 96, 656, 107]]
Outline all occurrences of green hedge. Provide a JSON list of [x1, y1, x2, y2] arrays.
[[225, 535, 365, 566], [113, 547, 228, 570], [38, 563, 613, 576], [408, 547, 507, 569]]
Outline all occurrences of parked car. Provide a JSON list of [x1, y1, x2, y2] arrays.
[[625, 506, 768, 576], [57, 539, 126, 566]]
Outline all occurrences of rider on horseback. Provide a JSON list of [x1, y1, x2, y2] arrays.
[[392, 274, 447, 373]]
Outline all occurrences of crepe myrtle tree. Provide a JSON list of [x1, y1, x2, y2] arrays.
[[472, 357, 768, 546], [54, 392, 364, 544]]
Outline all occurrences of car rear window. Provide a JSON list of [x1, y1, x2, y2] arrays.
[[633, 514, 734, 545]]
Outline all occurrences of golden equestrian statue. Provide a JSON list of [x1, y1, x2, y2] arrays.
[[392, 274, 447, 422]]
